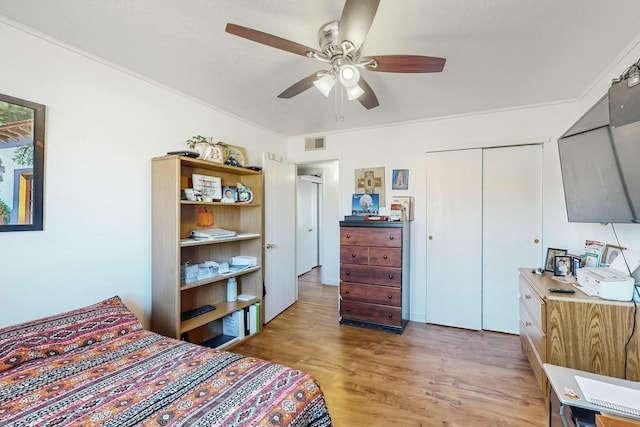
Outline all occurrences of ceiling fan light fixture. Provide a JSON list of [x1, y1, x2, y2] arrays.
[[313, 73, 336, 97], [344, 83, 365, 100], [339, 64, 360, 88]]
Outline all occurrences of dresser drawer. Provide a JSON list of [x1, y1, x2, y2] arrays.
[[340, 246, 370, 265], [520, 320, 545, 394], [341, 282, 401, 306], [519, 298, 546, 359], [340, 300, 402, 327], [340, 264, 402, 287], [519, 275, 546, 333], [340, 227, 402, 248], [369, 247, 402, 267]]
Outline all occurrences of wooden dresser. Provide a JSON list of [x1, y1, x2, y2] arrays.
[[339, 221, 410, 333], [519, 268, 640, 395]]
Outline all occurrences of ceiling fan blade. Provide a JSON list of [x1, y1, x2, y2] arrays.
[[278, 73, 322, 99], [226, 23, 319, 57], [356, 77, 379, 109], [363, 55, 446, 73], [339, 0, 380, 51]]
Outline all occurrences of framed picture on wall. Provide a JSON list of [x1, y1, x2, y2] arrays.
[[0, 93, 46, 231]]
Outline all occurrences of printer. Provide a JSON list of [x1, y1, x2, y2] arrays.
[[576, 267, 635, 301]]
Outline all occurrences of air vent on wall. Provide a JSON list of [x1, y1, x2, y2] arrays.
[[304, 136, 325, 151]]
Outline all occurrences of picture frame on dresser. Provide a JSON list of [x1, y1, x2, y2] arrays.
[[545, 248, 567, 271], [553, 255, 572, 276], [602, 244, 626, 266]]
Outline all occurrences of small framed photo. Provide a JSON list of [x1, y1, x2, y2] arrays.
[[351, 193, 379, 216], [392, 169, 409, 190], [570, 255, 584, 275], [192, 174, 222, 200], [553, 255, 573, 276], [584, 251, 600, 268], [221, 186, 237, 203], [602, 244, 626, 266], [545, 248, 567, 271]]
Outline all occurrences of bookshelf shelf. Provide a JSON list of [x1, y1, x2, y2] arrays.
[[151, 155, 263, 347]]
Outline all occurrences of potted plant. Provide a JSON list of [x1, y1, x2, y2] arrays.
[[186, 135, 225, 163]]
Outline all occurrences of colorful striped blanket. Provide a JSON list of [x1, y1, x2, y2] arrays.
[[0, 297, 332, 427]]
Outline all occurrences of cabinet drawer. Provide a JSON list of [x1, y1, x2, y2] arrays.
[[520, 320, 545, 395], [519, 275, 546, 333], [340, 300, 402, 327], [369, 247, 402, 267], [340, 264, 402, 287], [340, 246, 370, 265], [341, 282, 401, 306], [340, 227, 402, 248], [519, 298, 546, 359]]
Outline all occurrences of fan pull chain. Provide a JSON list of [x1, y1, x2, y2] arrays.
[[334, 81, 345, 122]]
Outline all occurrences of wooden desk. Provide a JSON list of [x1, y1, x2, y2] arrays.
[[544, 364, 640, 427], [597, 414, 640, 427], [519, 269, 640, 395]]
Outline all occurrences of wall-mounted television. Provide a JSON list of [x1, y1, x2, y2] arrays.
[[557, 91, 638, 223], [609, 73, 640, 220]]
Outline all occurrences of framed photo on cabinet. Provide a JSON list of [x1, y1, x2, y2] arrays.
[[553, 255, 572, 276], [545, 248, 567, 271], [192, 174, 222, 200]]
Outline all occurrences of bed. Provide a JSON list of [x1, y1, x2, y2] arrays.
[[0, 296, 332, 426]]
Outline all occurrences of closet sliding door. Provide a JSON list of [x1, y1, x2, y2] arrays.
[[426, 149, 483, 330], [425, 145, 542, 333], [482, 145, 542, 333]]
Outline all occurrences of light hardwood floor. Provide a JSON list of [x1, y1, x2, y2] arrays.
[[232, 267, 547, 426]]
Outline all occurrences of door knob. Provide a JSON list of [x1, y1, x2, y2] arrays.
[[308, 228, 313, 232], [265, 243, 275, 249], [534, 239, 540, 244], [428, 235, 433, 240]]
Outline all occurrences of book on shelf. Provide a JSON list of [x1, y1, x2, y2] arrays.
[[237, 294, 255, 302], [222, 310, 245, 339], [190, 228, 237, 240], [243, 303, 261, 336]]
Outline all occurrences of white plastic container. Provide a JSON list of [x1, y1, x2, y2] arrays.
[[227, 277, 238, 302]]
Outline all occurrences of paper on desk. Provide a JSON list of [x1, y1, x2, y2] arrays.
[[574, 375, 640, 416]]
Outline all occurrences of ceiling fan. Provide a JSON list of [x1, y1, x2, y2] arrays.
[[225, 0, 446, 110]]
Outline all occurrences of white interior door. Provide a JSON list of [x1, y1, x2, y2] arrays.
[[263, 152, 296, 323], [482, 145, 543, 333], [296, 176, 319, 275], [426, 149, 483, 330]]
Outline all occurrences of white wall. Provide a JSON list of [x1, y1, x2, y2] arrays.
[[0, 19, 285, 328], [319, 161, 340, 285], [287, 42, 640, 323]]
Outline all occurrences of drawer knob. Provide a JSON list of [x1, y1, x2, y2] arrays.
[[388, 295, 393, 299], [346, 271, 351, 276], [388, 275, 394, 279], [383, 255, 388, 259], [388, 313, 393, 318], [525, 295, 531, 300], [352, 253, 356, 258], [389, 236, 394, 240], [346, 307, 351, 312], [345, 290, 350, 294], [346, 234, 351, 239]]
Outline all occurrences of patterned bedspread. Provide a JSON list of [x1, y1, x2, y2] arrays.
[[0, 297, 332, 427]]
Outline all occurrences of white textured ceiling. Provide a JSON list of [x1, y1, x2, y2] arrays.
[[1, 0, 640, 137]]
